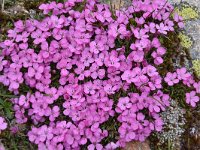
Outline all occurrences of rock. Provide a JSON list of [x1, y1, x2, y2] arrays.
[[6, 5, 29, 14], [100, 0, 131, 10], [123, 141, 151, 150]]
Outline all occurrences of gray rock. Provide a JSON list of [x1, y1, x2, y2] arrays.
[[169, 0, 200, 60]]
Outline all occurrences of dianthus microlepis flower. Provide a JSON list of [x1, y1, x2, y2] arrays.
[[0, 117, 7, 133], [194, 82, 200, 94], [164, 72, 179, 86], [0, 0, 199, 149], [186, 91, 200, 107]]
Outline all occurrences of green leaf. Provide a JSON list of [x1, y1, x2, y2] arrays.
[[0, 98, 4, 105], [5, 108, 13, 119], [0, 93, 17, 98]]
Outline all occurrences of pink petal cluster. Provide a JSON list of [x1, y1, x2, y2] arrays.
[[0, 0, 199, 149], [116, 91, 169, 146], [186, 91, 199, 107], [164, 68, 200, 107], [0, 117, 7, 133], [164, 68, 194, 86]]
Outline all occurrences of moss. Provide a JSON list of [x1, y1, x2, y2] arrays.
[[192, 59, 200, 78], [176, 3, 199, 20], [157, 32, 181, 76], [178, 33, 193, 49], [100, 116, 121, 146]]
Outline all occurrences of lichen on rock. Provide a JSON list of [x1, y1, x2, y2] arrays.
[[176, 3, 199, 20], [192, 59, 200, 78], [178, 32, 193, 49], [156, 100, 186, 148]]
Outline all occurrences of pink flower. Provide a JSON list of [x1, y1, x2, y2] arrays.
[[32, 100, 48, 117], [0, 117, 7, 132], [104, 84, 117, 94], [117, 97, 132, 111], [145, 22, 156, 33], [130, 50, 144, 63], [186, 91, 199, 107], [105, 142, 119, 149], [165, 20, 174, 31], [98, 69, 106, 79], [10, 125, 19, 134], [151, 38, 161, 48], [80, 51, 94, 67], [106, 55, 120, 68], [52, 29, 67, 40], [154, 119, 163, 131], [135, 17, 145, 25], [50, 15, 64, 28], [90, 41, 104, 54], [15, 31, 29, 43], [133, 28, 149, 39], [134, 39, 150, 51], [125, 132, 136, 142], [88, 143, 103, 150], [38, 125, 53, 142], [0, 57, 7, 71], [118, 24, 130, 38], [39, 3, 51, 14], [8, 29, 17, 38], [194, 82, 200, 94], [31, 29, 46, 44], [151, 47, 166, 65], [66, 134, 74, 145], [132, 67, 148, 84], [176, 67, 191, 80], [164, 72, 179, 86], [28, 127, 39, 144], [148, 97, 161, 113], [174, 13, 184, 28], [157, 47, 166, 56], [84, 82, 96, 95], [146, 65, 158, 77], [14, 20, 24, 32], [121, 70, 136, 83], [18, 95, 29, 108], [148, 76, 162, 90], [108, 23, 118, 38], [37, 19, 50, 32], [95, 52, 106, 66], [49, 106, 60, 121], [28, 64, 44, 80], [156, 23, 168, 34], [0, 142, 5, 150], [25, 20, 36, 32]]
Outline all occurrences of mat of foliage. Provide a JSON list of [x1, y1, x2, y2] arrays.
[[0, 0, 200, 149]]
